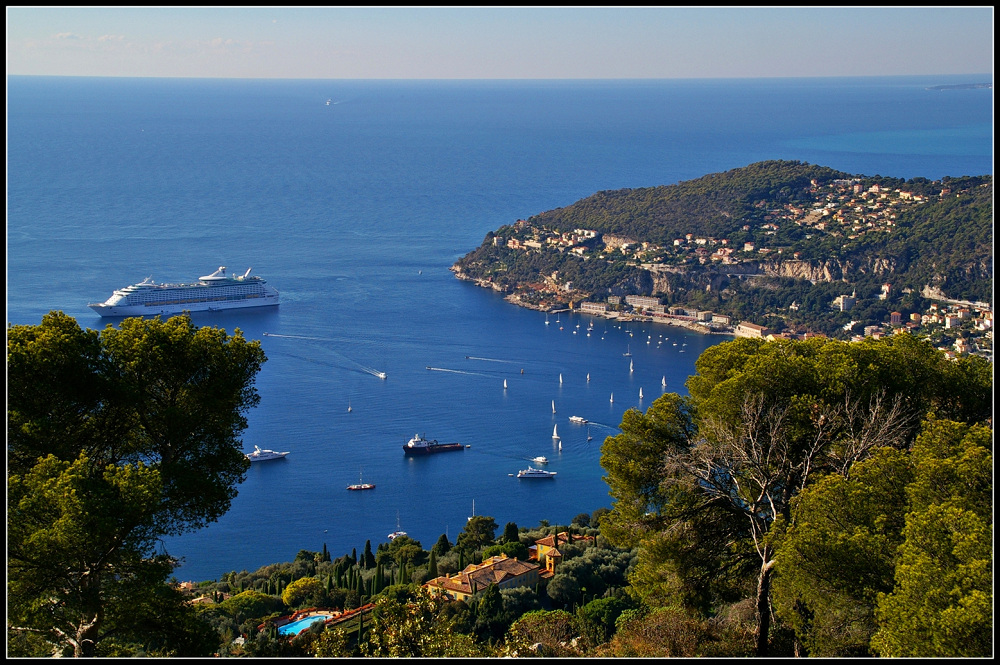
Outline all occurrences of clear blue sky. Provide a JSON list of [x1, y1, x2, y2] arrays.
[[6, 6, 994, 79]]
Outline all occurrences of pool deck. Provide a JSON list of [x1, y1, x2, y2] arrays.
[[263, 604, 376, 634]]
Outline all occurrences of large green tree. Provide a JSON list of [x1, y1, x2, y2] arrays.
[[455, 515, 498, 554], [600, 334, 991, 657], [871, 419, 993, 657], [8, 311, 266, 656], [772, 447, 912, 655]]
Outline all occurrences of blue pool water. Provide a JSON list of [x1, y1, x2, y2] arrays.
[[277, 614, 336, 636]]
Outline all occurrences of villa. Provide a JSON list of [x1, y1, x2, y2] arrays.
[[423, 553, 541, 602]]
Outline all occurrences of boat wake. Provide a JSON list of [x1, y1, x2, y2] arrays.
[[465, 356, 520, 364], [425, 366, 493, 378], [263, 332, 387, 379]]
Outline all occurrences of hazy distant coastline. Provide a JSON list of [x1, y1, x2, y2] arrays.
[[925, 82, 992, 90]]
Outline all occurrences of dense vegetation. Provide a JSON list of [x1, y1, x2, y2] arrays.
[[8, 312, 991, 657], [453, 161, 993, 336], [8, 313, 266, 657]]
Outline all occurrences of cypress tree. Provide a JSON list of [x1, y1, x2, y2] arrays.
[[351, 548, 357, 565], [363, 540, 375, 569], [427, 550, 438, 579]]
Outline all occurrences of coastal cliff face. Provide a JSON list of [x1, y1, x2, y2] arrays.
[[645, 257, 897, 293]]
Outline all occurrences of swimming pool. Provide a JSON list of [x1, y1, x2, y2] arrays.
[[277, 614, 335, 635]]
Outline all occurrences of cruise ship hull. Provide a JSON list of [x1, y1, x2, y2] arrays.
[[89, 294, 279, 317]]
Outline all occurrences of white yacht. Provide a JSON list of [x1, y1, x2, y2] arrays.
[[569, 416, 588, 424], [89, 266, 279, 317], [246, 445, 289, 462], [517, 466, 557, 479]]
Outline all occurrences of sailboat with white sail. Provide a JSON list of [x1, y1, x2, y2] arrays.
[[552, 424, 560, 440]]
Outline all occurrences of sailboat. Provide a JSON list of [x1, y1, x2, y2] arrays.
[[661, 376, 667, 388], [587, 426, 593, 441], [545, 314, 550, 325], [558, 438, 562, 451], [559, 373, 563, 385], [504, 379, 508, 390], [552, 424, 560, 440], [586, 372, 590, 382], [388, 512, 407, 540], [468, 499, 475, 522], [347, 399, 352, 413], [552, 400, 556, 414], [639, 388, 644, 400], [610, 392, 614, 403], [347, 468, 375, 491], [629, 359, 634, 373], [623, 344, 631, 357]]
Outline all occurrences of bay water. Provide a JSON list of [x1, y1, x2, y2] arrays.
[[7, 75, 992, 582]]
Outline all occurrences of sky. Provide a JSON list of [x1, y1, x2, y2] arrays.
[[5, 6, 995, 79]]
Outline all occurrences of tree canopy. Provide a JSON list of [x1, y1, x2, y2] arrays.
[[7, 312, 267, 656], [599, 334, 992, 656]]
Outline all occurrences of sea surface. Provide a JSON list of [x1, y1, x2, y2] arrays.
[[7, 75, 992, 582]]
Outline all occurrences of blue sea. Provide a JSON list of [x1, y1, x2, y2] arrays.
[[7, 75, 992, 582]]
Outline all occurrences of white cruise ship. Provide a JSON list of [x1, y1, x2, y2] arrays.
[[89, 267, 279, 317]]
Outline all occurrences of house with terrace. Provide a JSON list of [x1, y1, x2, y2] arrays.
[[422, 553, 541, 602]]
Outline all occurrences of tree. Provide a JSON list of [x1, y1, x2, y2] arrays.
[[871, 419, 992, 657], [773, 447, 912, 656], [576, 595, 634, 647], [282, 577, 325, 609], [501, 521, 520, 544], [500, 609, 583, 657], [546, 574, 581, 609], [7, 312, 266, 656], [217, 590, 285, 624], [481, 540, 530, 562], [473, 583, 507, 643], [425, 549, 439, 581], [455, 515, 498, 554], [362, 540, 376, 569], [431, 533, 452, 555], [361, 590, 484, 657], [600, 335, 991, 657]]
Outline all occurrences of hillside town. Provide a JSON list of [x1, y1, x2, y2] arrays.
[[489, 178, 992, 361]]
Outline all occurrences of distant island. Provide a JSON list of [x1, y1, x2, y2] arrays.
[[925, 82, 992, 90], [453, 161, 992, 353]]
